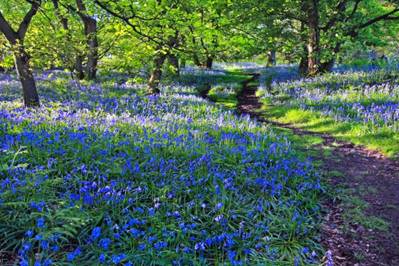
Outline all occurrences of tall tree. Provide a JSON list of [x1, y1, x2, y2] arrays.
[[0, 0, 41, 107]]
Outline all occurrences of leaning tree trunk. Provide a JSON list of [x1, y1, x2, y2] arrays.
[[148, 53, 167, 94], [14, 46, 40, 107], [0, 1, 41, 107]]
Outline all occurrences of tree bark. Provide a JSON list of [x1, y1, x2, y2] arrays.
[[52, 0, 69, 30], [14, 46, 40, 107], [76, 0, 98, 80], [84, 19, 98, 80], [75, 55, 85, 80], [298, 22, 309, 76], [148, 53, 167, 94], [299, 55, 308, 76], [304, 0, 320, 76], [205, 56, 213, 69]]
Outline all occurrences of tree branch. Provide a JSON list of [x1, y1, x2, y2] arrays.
[[18, 0, 41, 40], [94, 0, 164, 46], [348, 7, 399, 37], [321, 0, 348, 31], [344, 0, 362, 22], [358, 8, 399, 29], [0, 12, 17, 43]]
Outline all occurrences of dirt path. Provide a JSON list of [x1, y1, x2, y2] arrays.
[[237, 74, 399, 266]]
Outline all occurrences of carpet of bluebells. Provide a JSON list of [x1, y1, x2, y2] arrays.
[[260, 66, 399, 133], [0, 71, 322, 265]]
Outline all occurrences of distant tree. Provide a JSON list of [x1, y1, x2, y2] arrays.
[[297, 0, 399, 76], [94, 0, 185, 93]]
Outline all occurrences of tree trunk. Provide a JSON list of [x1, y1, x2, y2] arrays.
[[299, 21, 309, 76], [75, 55, 85, 80], [267, 50, 276, 66], [303, 0, 320, 76], [84, 19, 98, 80], [299, 55, 308, 76], [168, 54, 180, 76], [148, 53, 167, 94], [76, 0, 98, 80], [14, 46, 40, 107], [205, 56, 213, 69], [0, 2, 41, 107]]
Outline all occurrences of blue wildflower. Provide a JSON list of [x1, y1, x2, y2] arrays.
[[91, 227, 101, 241], [99, 238, 111, 250], [36, 217, 45, 228], [111, 253, 126, 264], [99, 253, 106, 263]]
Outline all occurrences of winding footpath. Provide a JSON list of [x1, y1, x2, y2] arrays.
[[236, 74, 399, 266]]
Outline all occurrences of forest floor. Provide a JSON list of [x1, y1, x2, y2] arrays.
[[235, 74, 399, 266]]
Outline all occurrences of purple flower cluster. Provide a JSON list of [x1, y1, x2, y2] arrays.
[[260, 67, 399, 132], [0, 72, 321, 265]]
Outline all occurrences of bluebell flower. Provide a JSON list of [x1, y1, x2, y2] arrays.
[[154, 241, 168, 250], [40, 240, 49, 250], [215, 202, 223, 210], [111, 253, 126, 264], [67, 247, 81, 261], [20, 259, 29, 266], [43, 259, 53, 266], [194, 242, 206, 251], [25, 230, 34, 238], [183, 247, 191, 254], [99, 238, 111, 250], [99, 253, 106, 263], [36, 217, 45, 228], [91, 227, 101, 240]]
